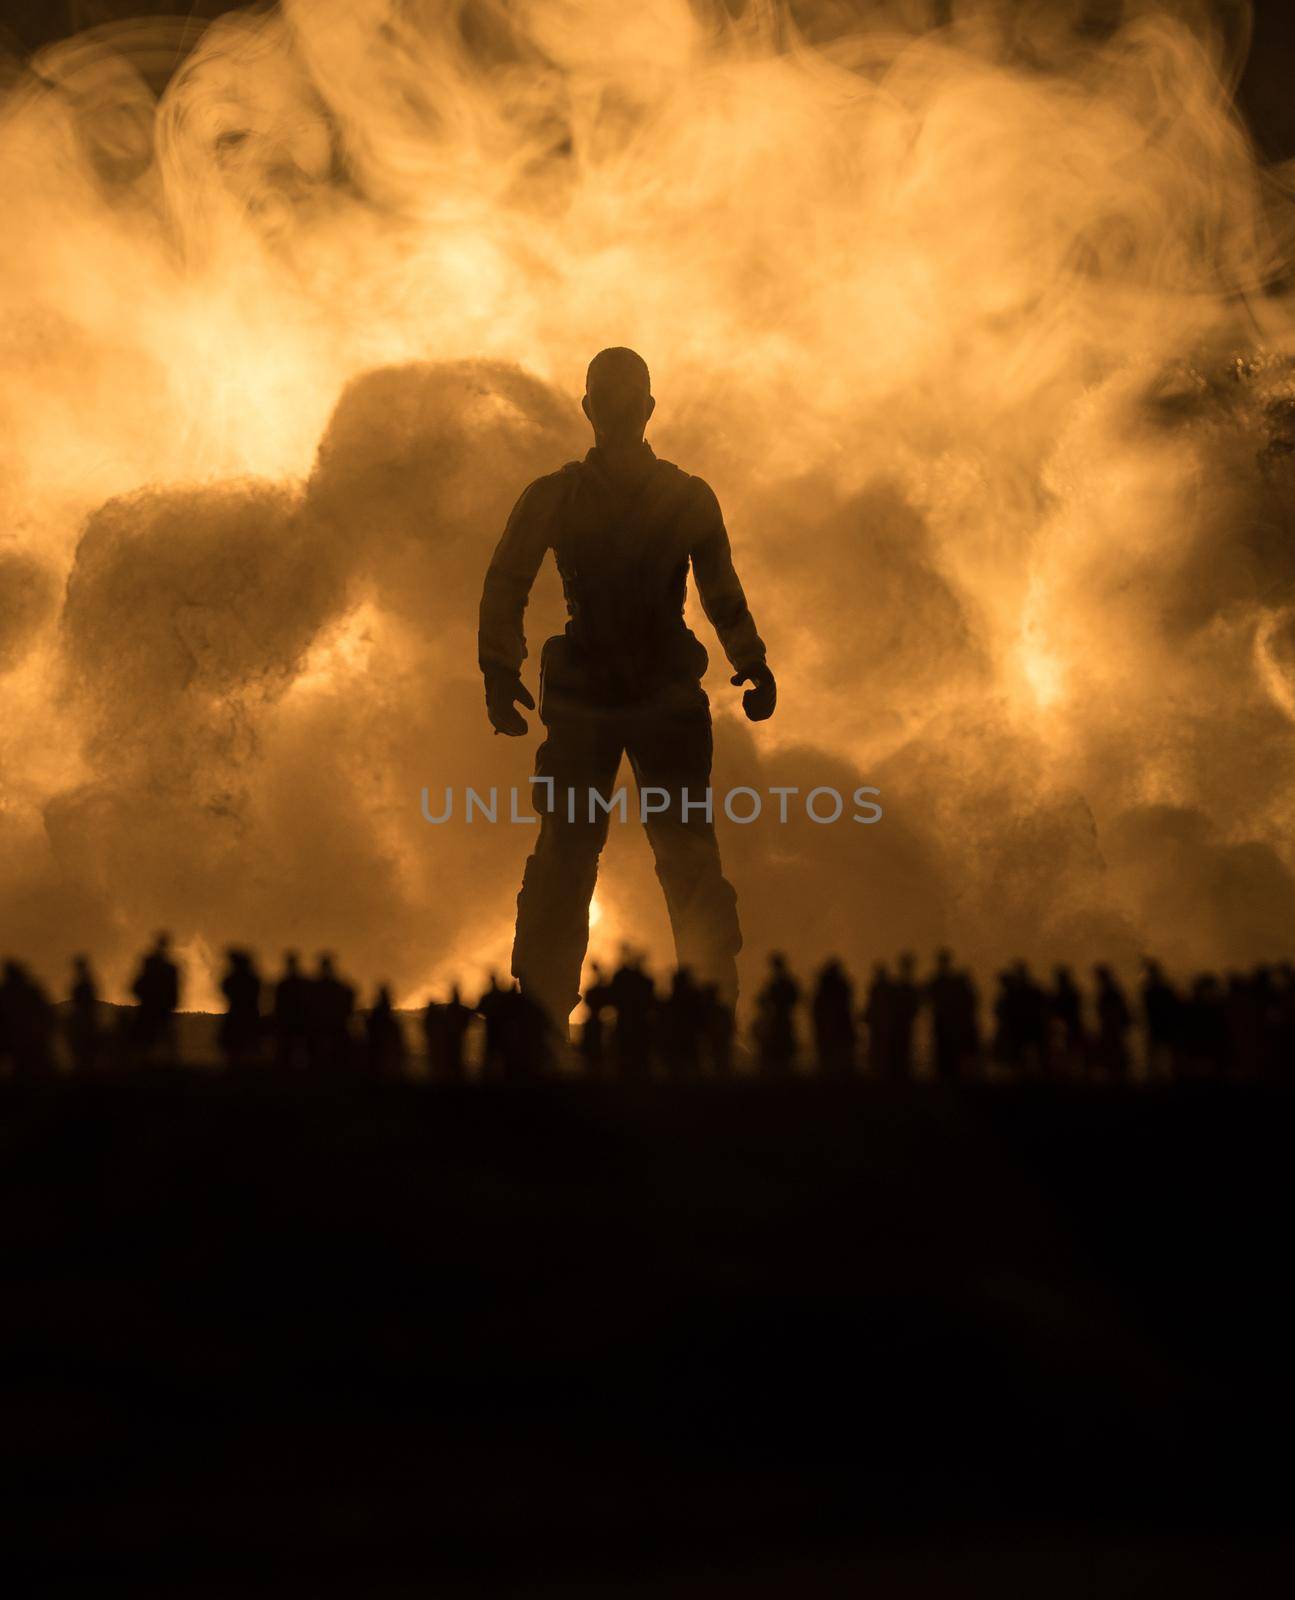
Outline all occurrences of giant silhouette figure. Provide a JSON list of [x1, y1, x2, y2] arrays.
[[479, 347, 776, 1027]]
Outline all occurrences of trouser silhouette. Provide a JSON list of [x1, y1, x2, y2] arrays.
[[512, 669, 741, 1026]]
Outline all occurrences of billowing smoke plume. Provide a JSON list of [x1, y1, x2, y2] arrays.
[[2, 1, 1294, 1006]]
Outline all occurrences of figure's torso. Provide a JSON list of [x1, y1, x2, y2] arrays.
[[547, 451, 708, 698]]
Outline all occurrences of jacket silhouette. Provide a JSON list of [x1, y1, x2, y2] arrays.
[[478, 347, 775, 1027]]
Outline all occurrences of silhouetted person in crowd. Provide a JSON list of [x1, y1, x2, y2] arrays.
[[512, 988, 553, 1080], [424, 985, 473, 1082], [700, 981, 735, 1077], [993, 962, 1048, 1074], [928, 949, 977, 1079], [479, 347, 776, 1031], [1016, 962, 1051, 1073], [421, 994, 445, 1079], [927, 949, 959, 1079], [1186, 974, 1227, 1077], [366, 985, 407, 1078], [580, 963, 613, 1077], [476, 981, 549, 1082], [66, 955, 102, 1075], [444, 986, 474, 1080], [131, 933, 180, 1063], [662, 966, 707, 1079], [609, 951, 655, 1081], [272, 951, 310, 1070], [605, 940, 653, 1081], [812, 958, 856, 1076], [1140, 959, 1179, 1080], [1050, 965, 1085, 1075], [308, 954, 355, 1071], [0, 960, 55, 1078], [476, 974, 513, 1082], [888, 952, 922, 1077], [1092, 965, 1132, 1077], [992, 968, 1021, 1072], [1224, 971, 1261, 1079], [219, 948, 263, 1070], [755, 952, 799, 1076], [863, 962, 894, 1076]]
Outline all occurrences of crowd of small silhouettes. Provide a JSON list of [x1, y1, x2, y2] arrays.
[[788, 951, 1295, 1082], [0, 937, 1292, 1084]]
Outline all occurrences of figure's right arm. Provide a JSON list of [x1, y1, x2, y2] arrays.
[[478, 479, 556, 677], [478, 477, 558, 734]]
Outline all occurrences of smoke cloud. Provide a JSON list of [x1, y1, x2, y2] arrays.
[[2, 1, 1295, 1006]]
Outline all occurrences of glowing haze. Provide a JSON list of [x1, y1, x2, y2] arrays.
[[2, 0, 1294, 1009]]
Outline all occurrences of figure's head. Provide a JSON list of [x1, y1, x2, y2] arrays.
[[582, 347, 654, 444]]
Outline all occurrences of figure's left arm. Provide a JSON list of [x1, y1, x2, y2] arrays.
[[690, 479, 776, 721]]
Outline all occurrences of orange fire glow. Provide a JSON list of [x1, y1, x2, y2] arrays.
[[2, 2, 1295, 1008]]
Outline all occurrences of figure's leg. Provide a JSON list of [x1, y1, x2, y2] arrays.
[[512, 706, 621, 1029], [627, 691, 742, 1005]]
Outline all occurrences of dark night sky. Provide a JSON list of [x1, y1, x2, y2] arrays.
[[2, 1, 1295, 158]]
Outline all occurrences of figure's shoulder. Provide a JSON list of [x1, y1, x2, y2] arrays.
[[649, 456, 718, 506], [648, 453, 693, 485], [654, 458, 722, 524], [548, 460, 591, 502], [526, 461, 584, 497], [509, 463, 581, 527]]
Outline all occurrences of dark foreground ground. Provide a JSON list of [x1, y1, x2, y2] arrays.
[[3, 1073, 1293, 1595]]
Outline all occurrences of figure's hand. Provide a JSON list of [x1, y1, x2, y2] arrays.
[[484, 665, 535, 736], [731, 661, 776, 722]]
